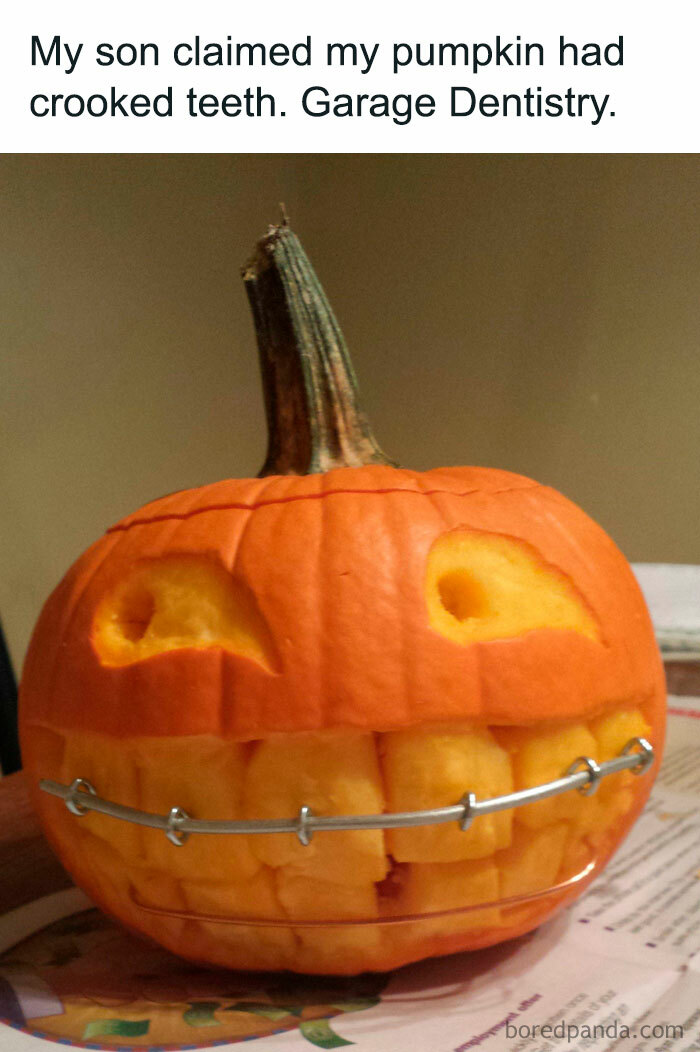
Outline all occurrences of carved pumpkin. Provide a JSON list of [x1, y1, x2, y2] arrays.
[[20, 223, 665, 975]]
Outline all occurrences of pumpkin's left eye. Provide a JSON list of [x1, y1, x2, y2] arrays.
[[425, 529, 601, 646], [92, 555, 278, 671]]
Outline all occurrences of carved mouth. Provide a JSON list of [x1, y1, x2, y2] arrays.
[[32, 704, 652, 970]]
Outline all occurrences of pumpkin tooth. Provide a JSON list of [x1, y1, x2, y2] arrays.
[[78, 831, 190, 952], [498, 822, 570, 900], [243, 732, 388, 884], [59, 733, 144, 860], [591, 709, 652, 765], [276, 867, 383, 972], [182, 867, 284, 922], [396, 858, 501, 938], [504, 723, 600, 829], [133, 735, 261, 881], [277, 872, 379, 922], [381, 723, 513, 862], [179, 866, 299, 968]]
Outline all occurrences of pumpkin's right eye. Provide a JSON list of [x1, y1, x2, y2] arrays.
[[425, 528, 601, 646]]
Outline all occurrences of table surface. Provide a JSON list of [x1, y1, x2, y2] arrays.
[[2, 661, 698, 917]]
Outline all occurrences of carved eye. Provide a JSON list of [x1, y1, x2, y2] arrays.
[[92, 556, 278, 671], [426, 530, 600, 645]]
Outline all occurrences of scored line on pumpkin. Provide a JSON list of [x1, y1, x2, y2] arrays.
[[106, 482, 543, 533]]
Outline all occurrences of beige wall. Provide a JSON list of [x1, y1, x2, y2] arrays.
[[2, 154, 699, 670]]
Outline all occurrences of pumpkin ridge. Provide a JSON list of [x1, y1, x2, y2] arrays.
[[319, 470, 331, 729], [106, 482, 544, 534], [43, 532, 124, 743]]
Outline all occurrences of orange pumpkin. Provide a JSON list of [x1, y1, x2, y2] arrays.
[[20, 222, 665, 975]]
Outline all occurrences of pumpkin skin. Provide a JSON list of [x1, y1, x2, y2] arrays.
[[21, 464, 663, 739], [19, 226, 665, 975]]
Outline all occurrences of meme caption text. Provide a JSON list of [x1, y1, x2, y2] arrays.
[[31, 33, 624, 126]]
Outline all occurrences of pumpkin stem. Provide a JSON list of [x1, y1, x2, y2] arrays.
[[242, 223, 395, 477]]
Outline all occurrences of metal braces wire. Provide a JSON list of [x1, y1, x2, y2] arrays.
[[39, 736, 654, 849]]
